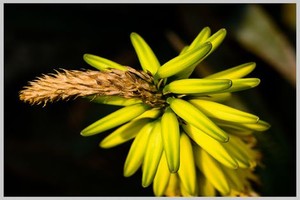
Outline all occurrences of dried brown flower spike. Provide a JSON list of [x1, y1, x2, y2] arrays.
[[19, 66, 164, 107]]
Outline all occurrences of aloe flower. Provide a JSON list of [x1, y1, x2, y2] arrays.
[[19, 27, 270, 196]]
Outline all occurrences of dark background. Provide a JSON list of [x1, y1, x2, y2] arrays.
[[4, 4, 296, 196]]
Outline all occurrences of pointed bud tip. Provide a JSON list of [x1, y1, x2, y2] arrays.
[[80, 130, 88, 136], [166, 97, 173, 104], [98, 141, 110, 149], [169, 167, 179, 173], [261, 120, 271, 130], [80, 128, 97, 137], [141, 181, 150, 188], [220, 28, 227, 33], [123, 170, 133, 178], [130, 32, 137, 36], [223, 135, 230, 143], [130, 32, 139, 40], [83, 53, 93, 61]]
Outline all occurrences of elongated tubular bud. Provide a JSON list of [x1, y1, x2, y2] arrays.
[[161, 107, 180, 172], [130, 32, 161, 76], [205, 62, 256, 79], [220, 126, 253, 137], [191, 92, 232, 102], [215, 119, 271, 132], [164, 173, 181, 197], [163, 79, 232, 95], [194, 148, 231, 195], [87, 95, 142, 106], [241, 119, 271, 131], [133, 108, 162, 120], [183, 124, 238, 169], [99, 118, 151, 148], [157, 42, 212, 79], [142, 119, 164, 187], [220, 165, 244, 191], [226, 135, 257, 168], [189, 78, 261, 96], [180, 182, 198, 197], [188, 27, 211, 51], [81, 103, 150, 136], [223, 137, 254, 169], [153, 153, 171, 196], [172, 28, 226, 80], [218, 78, 260, 93], [167, 97, 229, 143], [83, 53, 127, 71], [172, 27, 211, 80], [205, 28, 227, 55], [177, 28, 227, 78], [189, 99, 259, 124], [123, 121, 154, 177], [197, 173, 216, 196], [177, 133, 197, 196]]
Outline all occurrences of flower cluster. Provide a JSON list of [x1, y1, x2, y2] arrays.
[[19, 27, 270, 196]]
